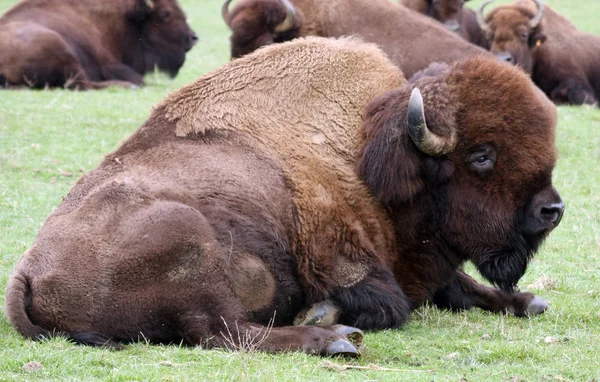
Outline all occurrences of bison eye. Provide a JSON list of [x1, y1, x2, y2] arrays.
[[520, 32, 529, 40], [159, 10, 172, 21], [467, 145, 497, 174]]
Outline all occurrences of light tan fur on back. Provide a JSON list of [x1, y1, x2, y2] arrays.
[[164, 37, 406, 294]]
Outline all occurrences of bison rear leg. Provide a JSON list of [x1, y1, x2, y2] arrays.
[[120, 201, 363, 356], [431, 269, 548, 316], [0, 22, 137, 90]]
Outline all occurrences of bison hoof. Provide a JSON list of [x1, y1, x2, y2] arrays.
[[526, 295, 549, 316], [333, 325, 364, 352], [294, 300, 340, 327], [325, 338, 359, 357]]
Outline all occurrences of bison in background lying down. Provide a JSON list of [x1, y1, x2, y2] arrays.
[[5, 37, 564, 355], [222, 0, 488, 78], [478, 0, 600, 106], [0, 0, 197, 90]]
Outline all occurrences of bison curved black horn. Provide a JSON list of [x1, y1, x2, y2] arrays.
[[529, 0, 545, 28], [407, 88, 457, 156], [476, 0, 495, 32], [274, 0, 296, 33], [222, 0, 233, 28]]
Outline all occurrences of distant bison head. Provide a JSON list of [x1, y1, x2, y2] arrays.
[[476, 0, 546, 72], [358, 58, 564, 293], [127, 0, 198, 76], [222, 0, 300, 59]]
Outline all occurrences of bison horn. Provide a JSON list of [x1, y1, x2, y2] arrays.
[[476, 0, 495, 32], [274, 0, 296, 33], [407, 88, 457, 156], [144, 0, 154, 10], [529, 0, 545, 28], [222, 0, 233, 28]]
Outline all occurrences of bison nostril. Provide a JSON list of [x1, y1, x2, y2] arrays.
[[495, 52, 514, 64], [540, 202, 565, 225], [192, 33, 199, 41]]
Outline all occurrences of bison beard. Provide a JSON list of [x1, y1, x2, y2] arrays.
[[475, 230, 534, 294]]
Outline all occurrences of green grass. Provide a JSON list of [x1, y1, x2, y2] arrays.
[[1, 0, 599, 380]]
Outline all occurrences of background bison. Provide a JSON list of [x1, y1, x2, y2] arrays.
[[478, 0, 600, 105], [0, 0, 197, 89], [5, 37, 563, 355], [222, 0, 488, 77], [400, 0, 488, 48]]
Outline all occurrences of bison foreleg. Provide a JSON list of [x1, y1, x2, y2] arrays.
[[431, 269, 548, 316], [300, 266, 410, 330]]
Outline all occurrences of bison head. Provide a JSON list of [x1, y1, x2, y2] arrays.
[[127, 0, 198, 77], [222, 0, 301, 59], [476, 0, 546, 73], [423, 0, 472, 34], [358, 57, 563, 293]]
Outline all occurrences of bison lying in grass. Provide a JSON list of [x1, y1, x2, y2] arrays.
[[0, 0, 197, 89], [5, 37, 563, 355], [477, 0, 600, 105], [222, 0, 488, 78]]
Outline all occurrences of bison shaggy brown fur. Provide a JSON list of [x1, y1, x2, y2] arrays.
[[478, 0, 600, 105], [400, 0, 488, 48], [5, 37, 563, 355], [222, 0, 488, 78], [0, 0, 197, 90]]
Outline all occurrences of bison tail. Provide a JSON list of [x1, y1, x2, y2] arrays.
[[4, 271, 50, 340], [4, 271, 123, 350]]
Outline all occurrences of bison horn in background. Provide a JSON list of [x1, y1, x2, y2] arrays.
[[476, 0, 495, 32], [222, 0, 295, 32], [407, 88, 457, 156], [274, 0, 296, 33], [222, 0, 233, 28], [529, 0, 545, 28]]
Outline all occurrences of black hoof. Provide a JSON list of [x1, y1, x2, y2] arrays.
[[325, 339, 359, 357], [526, 295, 549, 315], [294, 300, 340, 326]]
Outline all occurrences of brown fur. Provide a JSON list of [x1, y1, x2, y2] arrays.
[[400, 0, 488, 48], [225, 0, 489, 77], [0, 0, 197, 89], [5, 37, 405, 353], [483, 0, 600, 105], [5, 37, 563, 353]]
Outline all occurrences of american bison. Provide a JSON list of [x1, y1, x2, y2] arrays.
[[477, 0, 600, 105], [0, 0, 197, 90], [400, 0, 488, 48], [5, 37, 563, 355], [222, 0, 488, 77]]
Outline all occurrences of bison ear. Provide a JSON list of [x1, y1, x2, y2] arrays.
[[357, 92, 426, 205], [529, 31, 547, 47], [357, 85, 457, 206], [127, 0, 154, 24]]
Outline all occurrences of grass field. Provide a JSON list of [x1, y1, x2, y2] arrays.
[[1, 0, 599, 380]]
